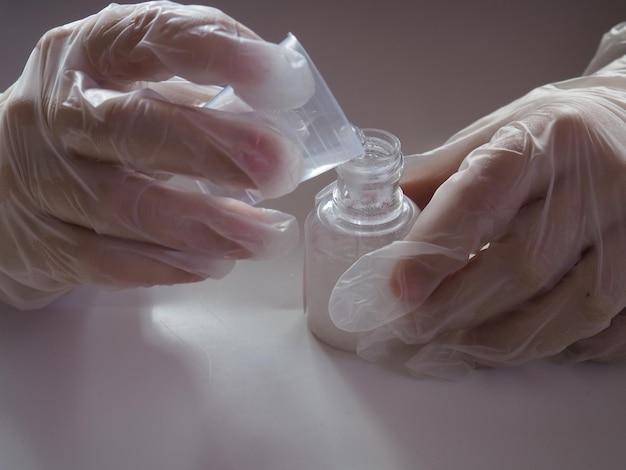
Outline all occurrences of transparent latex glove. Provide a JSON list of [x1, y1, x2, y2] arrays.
[[0, 1, 314, 310], [330, 23, 626, 379]]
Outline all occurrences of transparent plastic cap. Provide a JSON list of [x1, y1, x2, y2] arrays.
[[197, 33, 363, 204]]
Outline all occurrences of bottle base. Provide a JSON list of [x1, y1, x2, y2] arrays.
[[306, 317, 358, 353]]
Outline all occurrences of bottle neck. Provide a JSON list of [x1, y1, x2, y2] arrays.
[[332, 128, 405, 225]]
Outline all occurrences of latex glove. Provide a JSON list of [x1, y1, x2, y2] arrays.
[[329, 23, 626, 379], [0, 1, 314, 310]]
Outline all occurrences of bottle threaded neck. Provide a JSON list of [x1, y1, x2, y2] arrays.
[[333, 128, 405, 225]]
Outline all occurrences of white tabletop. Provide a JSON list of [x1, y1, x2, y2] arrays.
[[2, 220, 626, 470], [2, 1, 626, 469]]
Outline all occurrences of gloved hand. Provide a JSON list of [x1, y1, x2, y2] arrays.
[[0, 1, 314, 310], [329, 23, 626, 379]]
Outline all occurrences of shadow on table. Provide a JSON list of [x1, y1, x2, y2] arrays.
[[313, 336, 626, 470]]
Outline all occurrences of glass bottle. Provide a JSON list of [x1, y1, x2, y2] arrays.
[[303, 128, 419, 352]]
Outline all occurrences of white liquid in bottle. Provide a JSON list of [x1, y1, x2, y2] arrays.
[[303, 129, 419, 352]]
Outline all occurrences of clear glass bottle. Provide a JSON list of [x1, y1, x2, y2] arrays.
[[303, 128, 419, 352]]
